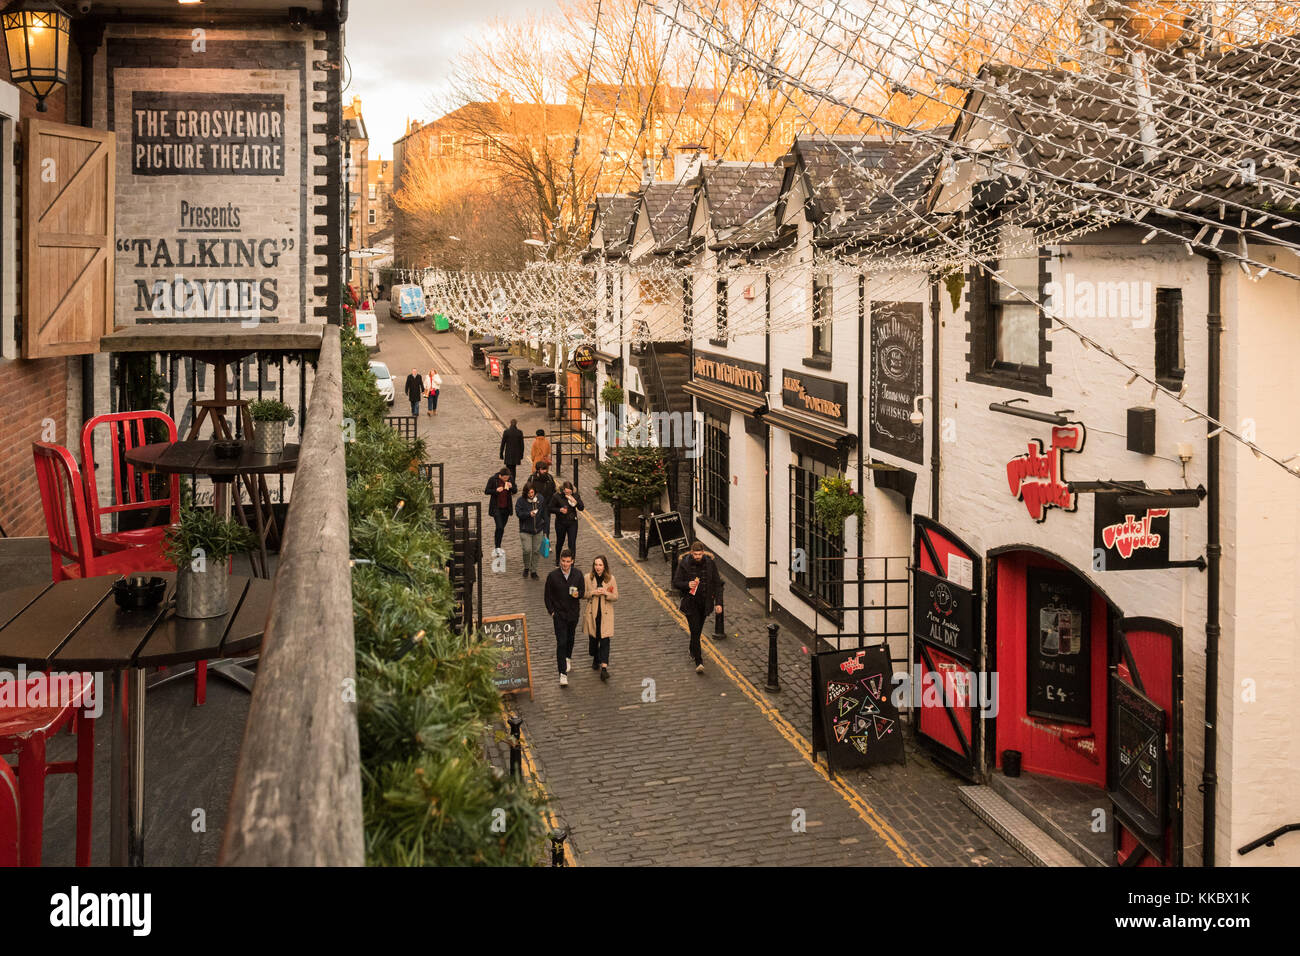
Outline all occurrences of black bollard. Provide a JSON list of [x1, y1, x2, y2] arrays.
[[638, 513, 649, 561], [669, 541, 681, 576], [765, 623, 781, 693], [508, 712, 523, 780], [572, 456, 579, 491], [714, 607, 725, 638], [613, 499, 623, 538], [549, 827, 568, 867]]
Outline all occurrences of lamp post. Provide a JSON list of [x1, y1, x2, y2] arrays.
[[2, 0, 71, 113]]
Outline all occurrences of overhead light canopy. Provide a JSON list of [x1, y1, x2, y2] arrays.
[[988, 398, 1073, 426], [2, 0, 71, 113]]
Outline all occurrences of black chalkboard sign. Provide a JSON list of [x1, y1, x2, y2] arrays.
[[1108, 676, 1166, 850], [912, 568, 977, 663], [482, 613, 533, 700], [811, 646, 905, 771], [1026, 568, 1091, 725], [648, 511, 688, 555]]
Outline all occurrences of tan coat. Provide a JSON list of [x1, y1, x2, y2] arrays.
[[582, 572, 618, 638], [531, 436, 552, 465]]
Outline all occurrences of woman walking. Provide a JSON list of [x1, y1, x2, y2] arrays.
[[426, 368, 443, 416], [548, 480, 585, 564], [483, 466, 515, 551], [515, 481, 545, 580], [583, 555, 618, 680]]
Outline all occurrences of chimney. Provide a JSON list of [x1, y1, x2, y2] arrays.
[[674, 144, 707, 183], [1085, 1, 1202, 57]]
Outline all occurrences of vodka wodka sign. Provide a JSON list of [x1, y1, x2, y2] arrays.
[[1006, 423, 1086, 522], [1093, 492, 1171, 571]]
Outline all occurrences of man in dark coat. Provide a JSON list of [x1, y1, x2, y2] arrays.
[[528, 461, 558, 539], [672, 540, 724, 674], [403, 367, 424, 418], [543, 549, 585, 686], [548, 480, 585, 565], [500, 419, 525, 482], [483, 466, 515, 550]]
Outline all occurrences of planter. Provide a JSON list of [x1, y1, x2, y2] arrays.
[[254, 419, 287, 455], [618, 504, 641, 529], [176, 565, 229, 619]]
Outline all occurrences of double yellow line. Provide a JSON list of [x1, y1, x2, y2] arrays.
[[409, 323, 924, 867]]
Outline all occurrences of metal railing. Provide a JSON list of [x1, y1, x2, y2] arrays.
[[222, 327, 364, 866]]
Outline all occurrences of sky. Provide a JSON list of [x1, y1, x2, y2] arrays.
[[345, 0, 560, 160]]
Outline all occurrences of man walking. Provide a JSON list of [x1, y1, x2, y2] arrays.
[[529, 460, 558, 540], [403, 367, 424, 419], [544, 549, 585, 686], [500, 419, 525, 482], [672, 540, 724, 674]]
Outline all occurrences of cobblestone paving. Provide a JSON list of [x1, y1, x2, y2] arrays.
[[377, 314, 1025, 867]]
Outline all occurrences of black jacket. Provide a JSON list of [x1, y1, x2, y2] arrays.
[[529, 470, 557, 506], [548, 490, 585, 527], [673, 552, 724, 614], [544, 565, 585, 622], [515, 494, 546, 534], [483, 473, 516, 517], [500, 426, 525, 466], [403, 373, 424, 404]]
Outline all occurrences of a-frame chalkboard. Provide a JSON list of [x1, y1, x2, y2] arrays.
[[811, 645, 905, 771], [483, 613, 533, 700]]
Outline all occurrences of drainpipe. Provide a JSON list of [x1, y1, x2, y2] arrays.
[[75, 19, 104, 434], [929, 275, 941, 520], [857, 273, 865, 632], [1198, 251, 1222, 867], [764, 272, 772, 613]]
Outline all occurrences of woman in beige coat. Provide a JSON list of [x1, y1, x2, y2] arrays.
[[583, 555, 618, 681]]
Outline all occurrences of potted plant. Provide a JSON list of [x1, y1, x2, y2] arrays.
[[600, 379, 625, 407], [249, 399, 295, 455], [164, 507, 258, 618], [595, 445, 668, 527], [813, 474, 864, 532]]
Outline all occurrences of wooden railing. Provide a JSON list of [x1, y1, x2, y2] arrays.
[[221, 327, 364, 865]]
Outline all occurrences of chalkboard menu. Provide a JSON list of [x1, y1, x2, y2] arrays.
[[1108, 676, 1166, 848], [912, 568, 977, 663], [1026, 568, 1091, 725], [870, 302, 924, 463], [811, 646, 905, 771], [648, 511, 688, 555], [482, 613, 533, 700]]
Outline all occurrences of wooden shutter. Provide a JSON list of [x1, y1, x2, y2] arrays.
[[22, 118, 115, 358]]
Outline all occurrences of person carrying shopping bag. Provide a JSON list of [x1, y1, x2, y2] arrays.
[[583, 555, 618, 681], [483, 466, 515, 551], [548, 480, 585, 565], [515, 481, 545, 580], [426, 368, 443, 416]]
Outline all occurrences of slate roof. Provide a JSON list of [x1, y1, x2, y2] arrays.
[[589, 194, 639, 257], [637, 182, 695, 254], [697, 163, 785, 236]]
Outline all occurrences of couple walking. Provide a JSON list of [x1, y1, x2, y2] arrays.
[[543, 549, 618, 686], [403, 367, 442, 418]]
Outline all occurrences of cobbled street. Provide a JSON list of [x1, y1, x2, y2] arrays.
[[375, 308, 1025, 867]]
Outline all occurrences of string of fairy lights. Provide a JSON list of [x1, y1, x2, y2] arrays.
[[403, 0, 1300, 478]]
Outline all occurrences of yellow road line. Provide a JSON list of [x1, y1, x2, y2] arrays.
[[412, 322, 923, 866]]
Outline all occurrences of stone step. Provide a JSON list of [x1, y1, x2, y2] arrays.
[[958, 786, 1085, 867], [988, 774, 1110, 867]]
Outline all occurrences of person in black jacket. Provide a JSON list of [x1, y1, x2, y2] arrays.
[[528, 461, 557, 540], [483, 466, 515, 550], [543, 549, 585, 686], [548, 480, 585, 565], [514, 481, 545, 579], [500, 419, 525, 482], [403, 368, 424, 418], [672, 540, 724, 673]]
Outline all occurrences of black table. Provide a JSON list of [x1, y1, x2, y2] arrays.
[[0, 573, 272, 866]]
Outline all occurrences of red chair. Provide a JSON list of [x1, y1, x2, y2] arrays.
[[0, 761, 17, 867], [81, 411, 180, 556], [0, 673, 96, 866]]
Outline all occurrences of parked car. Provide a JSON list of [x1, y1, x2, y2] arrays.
[[355, 309, 378, 350], [369, 361, 395, 405], [389, 284, 427, 322]]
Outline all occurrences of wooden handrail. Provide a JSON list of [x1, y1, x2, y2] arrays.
[[221, 327, 363, 866]]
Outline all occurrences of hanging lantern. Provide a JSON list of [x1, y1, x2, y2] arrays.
[[2, 0, 71, 113]]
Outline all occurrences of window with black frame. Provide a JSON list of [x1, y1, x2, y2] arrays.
[[1154, 287, 1184, 389], [967, 219, 1049, 394], [714, 278, 727, 343], [790, 456, 844, 617], [812, 276, 833, 358], [682, 275, 693, 337], [695, 412, 730, 537]]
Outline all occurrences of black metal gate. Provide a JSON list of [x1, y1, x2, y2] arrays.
[[432, 501, 483, 635], [811, 555, 911, 670]]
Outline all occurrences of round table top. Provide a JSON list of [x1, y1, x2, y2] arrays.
[[124, 440, 300, 477], [0, 574, 272, 670]]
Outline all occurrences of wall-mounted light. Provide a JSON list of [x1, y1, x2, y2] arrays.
[[2, 0, 71, 113], [989, 397, 1073, 426], [909, 394, 931, 426]]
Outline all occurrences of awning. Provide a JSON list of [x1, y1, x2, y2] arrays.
[[682, 379, 767, 416], [763, 406, 857, 454]]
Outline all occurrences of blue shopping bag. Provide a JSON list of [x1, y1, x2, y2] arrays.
[[539, 535, 551, 559]]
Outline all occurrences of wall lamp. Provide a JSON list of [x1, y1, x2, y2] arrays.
[[909, 394, 931, 426], [2, 0, 71, 113], [989, 397, 1074, 426]]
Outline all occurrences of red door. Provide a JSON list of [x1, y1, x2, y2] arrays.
[[1110, 618, 1182, 866], [912, 517, 982, 780]]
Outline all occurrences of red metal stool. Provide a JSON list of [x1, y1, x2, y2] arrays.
[[0, 673, 96, 866]]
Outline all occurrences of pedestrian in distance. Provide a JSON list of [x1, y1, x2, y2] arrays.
[[500, 418, 525, 482], [531, 428, 552, 467], [515, 480, 545, 580], [673, 540, 723, 674], [544, 549, 585, 687], [426, 368, 442, 416], [549, 480, 585, 565], [529, 460, 557, 540], [483, 466, 515, 551], [403, 367, 424, 419], [583, 555, 618, 681]]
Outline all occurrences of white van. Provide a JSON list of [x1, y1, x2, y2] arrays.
[[355, 309, 378, 350], [389, 284, 427, 322]]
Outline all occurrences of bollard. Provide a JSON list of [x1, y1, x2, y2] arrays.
[[638, 513, 649, 561], [572, 456, 579, 491], [765, 623, 781, 693], [613, 500, 623, 538], [549, 827, 568, 867], [508, 712, 523, 780], [714, 607, 725, 638], [669, 541, 682, 576]]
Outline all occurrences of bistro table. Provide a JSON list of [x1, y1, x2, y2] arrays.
[[0, 573, 272, 866], [124, 440, 300, 579]]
